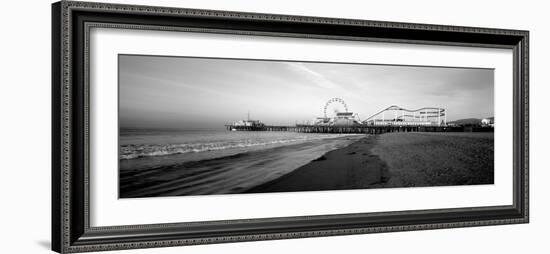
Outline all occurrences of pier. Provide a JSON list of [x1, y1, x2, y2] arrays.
[[226, 99, 494, 134], [225, 124, 492, 134]]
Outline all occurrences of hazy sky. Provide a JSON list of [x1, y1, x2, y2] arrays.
[[119, 55, 494, 129]]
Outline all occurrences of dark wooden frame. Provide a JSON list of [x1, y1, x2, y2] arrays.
[[52, 1, 529, 253]]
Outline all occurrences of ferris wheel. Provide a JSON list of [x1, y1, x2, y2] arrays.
[[323, 98, 348, 118]]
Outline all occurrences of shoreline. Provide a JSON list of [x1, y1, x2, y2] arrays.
[[120, 132, 494, 198], [120, 135, 362, 198], [245, 135, 391, 193]]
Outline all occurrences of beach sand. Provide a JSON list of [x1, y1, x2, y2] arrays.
[[372, 132, 494, 188], [246, 132, 493, 193], [246, 134, 390, 193]]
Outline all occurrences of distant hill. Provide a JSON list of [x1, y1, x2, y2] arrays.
[[448, 118, 482, 126]]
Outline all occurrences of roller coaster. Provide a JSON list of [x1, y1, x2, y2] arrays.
[[363, 105, 446, 126], [310, 99, 446, 127]]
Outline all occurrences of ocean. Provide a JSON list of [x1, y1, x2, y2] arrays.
[[119, 128, 363, 198]]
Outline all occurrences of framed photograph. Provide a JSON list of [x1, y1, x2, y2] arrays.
[[52, 1, 529, 253]]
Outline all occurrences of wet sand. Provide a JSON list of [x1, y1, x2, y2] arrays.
[[247, 132, 493, 193], [246, 135, 390, 193]]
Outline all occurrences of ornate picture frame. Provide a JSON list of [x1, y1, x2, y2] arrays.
[[52, 1, 528, 253]]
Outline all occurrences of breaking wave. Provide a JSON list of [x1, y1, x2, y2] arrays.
[[120, 135, 340, 160]]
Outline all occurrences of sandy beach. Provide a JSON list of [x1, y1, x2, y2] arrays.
[[372, 132, 494, 187], [120, 131, 494, 198], [247, 132, 494, 193]]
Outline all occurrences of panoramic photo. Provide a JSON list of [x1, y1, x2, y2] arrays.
[[118, 54, 494, 198]]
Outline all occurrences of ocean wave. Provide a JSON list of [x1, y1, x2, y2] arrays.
[[120, 136, 337, 160]]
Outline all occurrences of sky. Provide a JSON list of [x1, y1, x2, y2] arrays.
[[119, 54, 494, 130]]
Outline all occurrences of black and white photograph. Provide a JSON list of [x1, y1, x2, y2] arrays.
[[119, 55, 495, 198], [41, 1, 535, 253]]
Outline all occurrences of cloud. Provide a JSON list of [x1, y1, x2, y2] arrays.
[[284, 62, 341, 89]]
